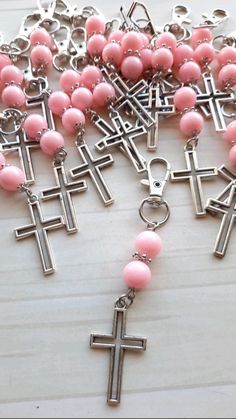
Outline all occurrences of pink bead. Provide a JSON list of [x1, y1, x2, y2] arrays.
[[2, 85, 25, 108], [151, 48, 174, 72], [31, 45, 53, 70], [223, 121, 236, 145], [0, 54, 12, 72], [121, 56, 144, 80], [178, 61, 201, 84], [85, 15, 107, 37], [93, 82, 115, 107], [108, 30, 125, 43], [174, 86, 197, 111], [229, 145, 236, 166], [48, 91, 71, 116], [62, 108, 85, 134], [60, 70, 81, 95], [30, 28, 52, 48], [140, 33, 150, 48], [0, 166, 25, 192], [155, 32, 177, 52], [140, 48, 153, 70], [71, 87, 93, 111], [218, 46, 236, 67], [218, 64, 236, 88], [194, 42, 215, 65], [80, 66, 103, 90], [24, 114, 48, 140], [191, 28, 212, 48], [121, 31, 143, 53], [123, 260, 152, 289], [40, 131, 65, 156], [87, 34, 107, 57], [174, 44, 194, 67], [1, 65, 24, 86], [135, 231, 162, 259], [0, 152, 6, 169], [180, 111, 204, 137], [102, 43, 123, 66]]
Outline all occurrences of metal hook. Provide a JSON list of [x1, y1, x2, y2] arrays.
[[163, 4, 192, 41], [194, 9, 229, 29], [139, 158, 171, 230], [53, 0, 79, 22]]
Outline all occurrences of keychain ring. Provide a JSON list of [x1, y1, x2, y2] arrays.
[[139, 198, 170, 230]]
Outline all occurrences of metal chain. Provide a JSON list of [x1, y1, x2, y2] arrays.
[[115, 289, 136, 310]]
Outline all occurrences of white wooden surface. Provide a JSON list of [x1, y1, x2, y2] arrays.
[[0, 0, 236, 418]]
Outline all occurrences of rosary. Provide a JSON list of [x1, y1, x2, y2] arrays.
[[0, 0, 236, 406]]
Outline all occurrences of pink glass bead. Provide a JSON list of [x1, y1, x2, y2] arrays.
[[93, 82, 115, 107], [194, 42, 215, 65], [87, 34, 107, 57], [40, 131, 65, 156], [62, 108, 85, 134], [31, 45, 53, 70], [135, 231, 162, 259], [121, 56, 144, 80], [2, 85, 25, 108], [85, 15, 107, 37], [71, 87, 93, 111], [123, 260, 152, 289], [60, 70, 81, 95], [178, 61, 201, 84], [1, 65, 24, 86], [0, 152, 6, 169], [180, 111, 204, 137], [174, 44, 194, 67], [218, 64, 236, 88], [155, 32, 177, 52], [229, 145, 236, 166], [102, 43, 123, 66], [191, 28, 212, 48], [108, 30, 125, 43], [151, 48, 174, 72], [121, 31, 143, 53], [48, 91, 71, 116], [223, 121, 236, 145], [80, 66, 103, 90], [174, 86, 197, 111], [218, 46, 236, 67], [140, 48, 153, 70], [24, 114, 48, 140], [0, 54, 12, 72], [0, 166, 25, 192], [30, 28, 52, 48]]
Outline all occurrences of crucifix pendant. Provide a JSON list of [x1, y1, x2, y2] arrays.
[[41, 163, 87, 234], [206, 183, 236, 257], [94, 111, 147, 173], [196, 72, 234, 132], [90, 307, 147, 406], [171, 148, 218, 217], [26, 78, 55, 130], [138, 82, 175, 151], [102, 67, 155, 130], [0, 127, 40, 185], [15, 199, 64, 275], [70, 142, 114, 206]]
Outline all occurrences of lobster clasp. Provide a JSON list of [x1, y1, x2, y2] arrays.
[[163, 4, 192, 41], [141, 158, 171, 201], [54, 0, 78, 23], [194, 9, 229, 29]]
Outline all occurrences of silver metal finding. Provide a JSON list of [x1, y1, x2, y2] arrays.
[[194, 9, 229, 29], [163, 4, 192, 41], [139, 158, 171, 229], [115, 289, 136, 310], [20, 185, 39, 203], [222, 101, 236, 119]]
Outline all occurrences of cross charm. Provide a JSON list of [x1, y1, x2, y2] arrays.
[[90, 307, 147, 406], [41, 163, 87, 234], [15, 200, 64, 275], [26, 78, 55, 130], [102, 67, 155, 130], [70, 143, 114, 206], [0, 127, 39, 185], [94, 112, 147, 173], [138, 83, 175, 150], [217, 165, 236, 201], [195, 72, 234, 132], [206, 183, 236, 257], [171, 148, 218, 217]]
